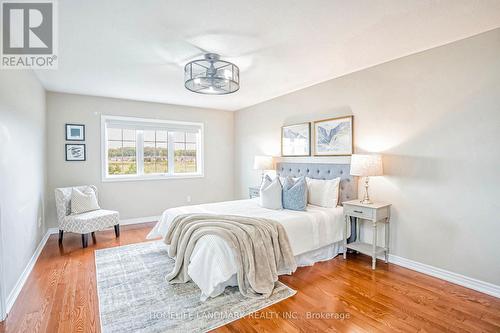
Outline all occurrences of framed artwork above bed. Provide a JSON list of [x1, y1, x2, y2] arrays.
[[313, 115, 353, 156], [281, 122, 311, 157]]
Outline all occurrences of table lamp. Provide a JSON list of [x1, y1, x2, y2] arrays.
[[350, 154, 383, 204], [253, 156, 274, 185]]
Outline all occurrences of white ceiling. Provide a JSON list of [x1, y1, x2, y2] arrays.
[[35, 0, 500, 111]]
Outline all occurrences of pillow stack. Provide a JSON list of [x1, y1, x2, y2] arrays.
[[257, 174, 341, 211]]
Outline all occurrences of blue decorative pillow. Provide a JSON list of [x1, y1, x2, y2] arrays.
[[282, 176, 307, 211]]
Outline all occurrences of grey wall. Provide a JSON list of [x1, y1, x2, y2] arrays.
[[0, 71, 46, 299], [46, 93, 234, 226], [235, 29, 500, 285]]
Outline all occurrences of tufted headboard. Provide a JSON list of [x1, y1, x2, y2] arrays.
[[276, 162, 358, 204]]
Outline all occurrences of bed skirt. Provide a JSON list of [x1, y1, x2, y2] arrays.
[[200, 241, 344, 301]]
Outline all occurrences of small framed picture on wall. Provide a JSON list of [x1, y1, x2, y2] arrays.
[[66, 144, 86, 161], [65, 124, 85, 141], [281, 122, 311, 157], [313, 115, 353, 156]]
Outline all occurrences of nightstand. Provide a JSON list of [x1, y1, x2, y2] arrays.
[[343, 200, 391, 269], [249, 186, 260, 199]]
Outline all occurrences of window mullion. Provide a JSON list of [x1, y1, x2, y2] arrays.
[[137, 130, 144, 176]]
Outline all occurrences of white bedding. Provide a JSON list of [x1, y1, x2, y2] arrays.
[[147, 198, 346, 299]]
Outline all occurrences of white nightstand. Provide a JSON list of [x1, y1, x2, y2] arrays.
[[343, 200, 391, 269], [249, 186, 260, 198]]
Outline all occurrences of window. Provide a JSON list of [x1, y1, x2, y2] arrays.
[[174, 131, 197, 173], [107, 128, 137, 175], [144, 130, 168, 174], [102, 116, 203, 181]]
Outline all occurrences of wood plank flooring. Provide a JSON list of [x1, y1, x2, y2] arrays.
[[1, 223, 499, 333]]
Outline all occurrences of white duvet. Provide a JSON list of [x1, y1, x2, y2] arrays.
[[147, 198, 345, 299]]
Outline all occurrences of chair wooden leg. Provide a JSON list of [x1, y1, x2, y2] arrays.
[[114, 224, 120, 238], [91, 231, 96, 243], [81, 233, 88, 248], [58, 230, 64, 245]]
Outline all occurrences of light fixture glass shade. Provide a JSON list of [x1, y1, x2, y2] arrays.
[[350, 154, 383, 176], [253, 156, 273, 170], [184, 53, 240, 95]]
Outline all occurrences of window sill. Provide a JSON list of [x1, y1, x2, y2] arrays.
[[101, 173, 204, 183]]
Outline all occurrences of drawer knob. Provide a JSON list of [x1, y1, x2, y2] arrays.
[[354, 210, 363, 214]]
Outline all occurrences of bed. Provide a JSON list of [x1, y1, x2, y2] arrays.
[[147, 163, 358, 300]]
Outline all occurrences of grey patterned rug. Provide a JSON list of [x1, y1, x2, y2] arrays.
[[95, 241, 296, 333]]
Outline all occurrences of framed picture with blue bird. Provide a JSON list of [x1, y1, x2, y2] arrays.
[[313, 115, 353, 156]]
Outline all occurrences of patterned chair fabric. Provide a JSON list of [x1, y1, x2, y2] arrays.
[[55, 185, 119, 234]]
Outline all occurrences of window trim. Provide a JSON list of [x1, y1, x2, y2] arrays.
[[101, 115, 204, 182]]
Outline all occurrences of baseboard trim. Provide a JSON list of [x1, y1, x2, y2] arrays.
[[6, 228, 52, 314], [388, 254, 500, 298]]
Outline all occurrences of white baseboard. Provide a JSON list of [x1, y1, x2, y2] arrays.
[[388, 254, 500, 298], [6, 228, 52, 314]]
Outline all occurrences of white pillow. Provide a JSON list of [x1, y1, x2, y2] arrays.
[[259, 176, 283, 210], [71, 187, 100, 214], [305, 177, 340, 208]]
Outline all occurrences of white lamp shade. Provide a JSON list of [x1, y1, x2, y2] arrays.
[[350, 154, 383, 176], [253, 156, 274, 170]]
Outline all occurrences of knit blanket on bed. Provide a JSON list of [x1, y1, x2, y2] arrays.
[[164, 213, 297, 298]]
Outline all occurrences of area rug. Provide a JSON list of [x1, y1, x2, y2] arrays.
[[95, 241, 296, 333]]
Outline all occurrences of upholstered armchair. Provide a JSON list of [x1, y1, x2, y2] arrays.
[[55, 185, 120, 248]]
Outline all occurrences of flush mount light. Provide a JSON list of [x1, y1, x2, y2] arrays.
[[184, 53, 239, 95]]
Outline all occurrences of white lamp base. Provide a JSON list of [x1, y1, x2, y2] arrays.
[[360, 176, 373, 204]]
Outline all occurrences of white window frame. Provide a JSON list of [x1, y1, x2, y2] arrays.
[[101, 115, 204, 182]]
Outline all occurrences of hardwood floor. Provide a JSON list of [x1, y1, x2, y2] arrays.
[[1, 223, 499, 333]]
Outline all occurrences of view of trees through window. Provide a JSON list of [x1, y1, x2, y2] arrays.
[[107, 127, 199, 176], [107, 128, 137, 175], [144, 130, 168, 174], [174, 131, 197, 173]]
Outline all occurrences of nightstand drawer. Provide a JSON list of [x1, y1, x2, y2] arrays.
[[344, 204, 373, 220]]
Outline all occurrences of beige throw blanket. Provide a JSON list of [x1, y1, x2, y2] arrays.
[[164, 214, 297, 298]]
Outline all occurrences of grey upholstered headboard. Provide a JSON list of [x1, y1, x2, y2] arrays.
[[276, 162, 358, 203]]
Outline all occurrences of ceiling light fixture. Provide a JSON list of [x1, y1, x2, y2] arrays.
[[184, 53, 239, 95]]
